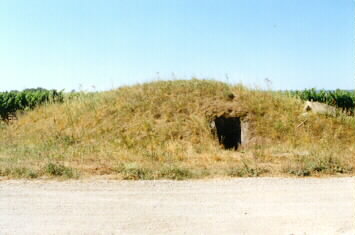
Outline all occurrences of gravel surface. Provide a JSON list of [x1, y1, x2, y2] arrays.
[[0, 177, 354, 235]]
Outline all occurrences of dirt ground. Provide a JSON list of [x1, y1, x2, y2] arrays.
[[0, 177, 354, 235]]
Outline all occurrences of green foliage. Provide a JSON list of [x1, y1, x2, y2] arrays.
[[283, 152, 353, 177], [0, 167, 38, 178], [0, 88, 64, 121], [228, 161, 268, 177], [287, 89, 354, 113], [45, 163, 75, 178], [114, 164, 154, 180], [114, 163, 193, 180], [158, 166, 193, 180]]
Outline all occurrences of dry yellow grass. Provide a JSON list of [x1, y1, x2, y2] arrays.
[[0, 79, 354, 179]]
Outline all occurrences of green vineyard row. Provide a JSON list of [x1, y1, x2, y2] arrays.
[[0, 88, 64, 121], [286, 88, 354, 113]]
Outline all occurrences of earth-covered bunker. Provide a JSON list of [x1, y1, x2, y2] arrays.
[[205, 101, 248, 150]]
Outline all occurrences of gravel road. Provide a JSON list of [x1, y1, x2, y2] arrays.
[[0, 177, 354, 235]]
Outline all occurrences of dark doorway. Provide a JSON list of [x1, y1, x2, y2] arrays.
[[214, 117, 241, 150]]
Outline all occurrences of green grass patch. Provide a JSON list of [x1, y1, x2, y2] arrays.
[[44, 163, 77, 178]]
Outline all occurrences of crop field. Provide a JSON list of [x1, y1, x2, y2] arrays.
[[286, 89, 354, 114], [0, 88, 64, 121]]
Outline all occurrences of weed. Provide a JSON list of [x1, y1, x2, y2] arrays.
[[159, 166, 193, 180], [0, 168, 11, 176], [54, 134, 78, 146], [283, 151, 353, 176], [228, 160, 268, 177], [287, 167, 311, 177], [45, 163, 76, 178], [114, 164, 154, 180], [0, 167, 38, 178]]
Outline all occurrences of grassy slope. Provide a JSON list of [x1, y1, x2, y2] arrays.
[[0, 79, 354, 179]]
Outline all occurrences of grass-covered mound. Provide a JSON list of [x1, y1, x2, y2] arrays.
[[0, 79, 354, 179]]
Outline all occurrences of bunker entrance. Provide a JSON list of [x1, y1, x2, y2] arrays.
[[214, 117, 242, 150]]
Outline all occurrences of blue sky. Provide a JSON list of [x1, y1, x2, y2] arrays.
[[0, 0, 353, 91]]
